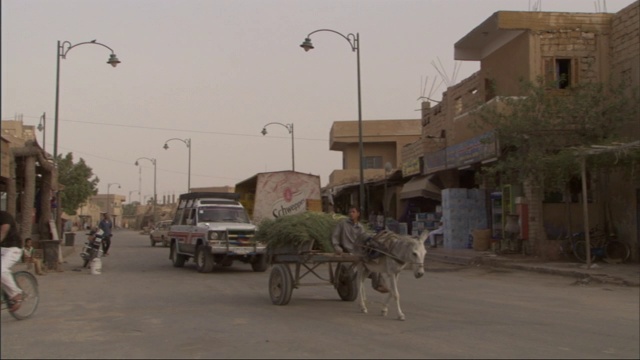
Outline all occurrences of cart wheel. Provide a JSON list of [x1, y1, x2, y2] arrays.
[[336, 264, 358, 302], [269, 264, 293, 305]]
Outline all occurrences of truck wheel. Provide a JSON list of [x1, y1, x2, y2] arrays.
[[171, 242, 187, 268], [269, 264, 293, 305], [251, 254, 269, 272], [196, 245, 215, 273]]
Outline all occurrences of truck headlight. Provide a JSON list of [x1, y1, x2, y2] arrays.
[[209, 231, 225, 240]]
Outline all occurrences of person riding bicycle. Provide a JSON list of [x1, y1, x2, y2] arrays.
[[1, 210, 24, 312]]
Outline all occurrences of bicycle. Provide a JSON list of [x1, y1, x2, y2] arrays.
[[557, 232, 581, 260], [571, 229, 631, 264], [1, 270, 40, 320]]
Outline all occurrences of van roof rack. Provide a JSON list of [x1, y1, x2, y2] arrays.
[[178, 192, 240, 201]]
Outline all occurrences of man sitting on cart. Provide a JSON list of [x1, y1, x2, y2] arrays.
[[331, 206, 389, 293]]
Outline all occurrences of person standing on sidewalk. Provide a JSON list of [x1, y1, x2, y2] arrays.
[[23, 238, 45, 275], [1, 210, 24, 312], [425, 221, 444, 248], [99, 213, 113, 256]]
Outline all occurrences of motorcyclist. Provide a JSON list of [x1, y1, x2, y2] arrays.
[[98, 214, 113, 256]]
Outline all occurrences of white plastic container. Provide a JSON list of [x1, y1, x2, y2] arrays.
[[90, 258, 102, 275]]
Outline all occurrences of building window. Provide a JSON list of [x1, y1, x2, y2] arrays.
[[454, 97, 462, 115], [363, 156, 383, 169], [556, 59, 571, 89], [544, 57, 577, 89], [485, 79, 496, 101]]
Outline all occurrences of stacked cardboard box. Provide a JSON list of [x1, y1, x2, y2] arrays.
[[442, 188, 488, 249]]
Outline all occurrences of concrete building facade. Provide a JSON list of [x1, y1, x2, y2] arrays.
[[327, 119, 421, 219], [400, 2, 639, 259]]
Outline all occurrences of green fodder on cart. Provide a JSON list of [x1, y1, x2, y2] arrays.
[[256, 212, 346, 253]]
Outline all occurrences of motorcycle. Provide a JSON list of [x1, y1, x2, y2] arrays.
[[80, 228, 104, 268]]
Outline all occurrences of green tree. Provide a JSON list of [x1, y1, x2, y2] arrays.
[[122, 202, 139, 216], [473, 77, 640, 191], [57, 153, 100, 215]]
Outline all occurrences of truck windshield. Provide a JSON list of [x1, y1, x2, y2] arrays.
[[197, 207, 250, 223]]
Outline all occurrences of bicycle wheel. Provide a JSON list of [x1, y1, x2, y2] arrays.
[[9, 271, 39, 320], [604, 240, 630, 264], [573, 240, 596, 263], [558, 238, 574, 259]]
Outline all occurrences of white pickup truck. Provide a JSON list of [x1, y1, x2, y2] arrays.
[[167, 192, 267, 272]]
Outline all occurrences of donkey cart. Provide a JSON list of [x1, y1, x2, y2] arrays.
[[267, 239, 360, 305]]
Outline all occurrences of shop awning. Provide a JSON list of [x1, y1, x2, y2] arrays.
[[400, 175, 441, 201]]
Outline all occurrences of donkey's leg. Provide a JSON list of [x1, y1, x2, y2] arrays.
[[390, 273, 405, 321], [380, 273, 394, 317], [357, 263, 368, 314]]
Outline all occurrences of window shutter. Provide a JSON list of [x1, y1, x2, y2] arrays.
[[543, 57, 555, 87]]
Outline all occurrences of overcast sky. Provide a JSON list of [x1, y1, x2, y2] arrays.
[[2, 0, 635, 202]]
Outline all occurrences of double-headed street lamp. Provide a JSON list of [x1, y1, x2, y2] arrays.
[[106, 182, 121, 217], [135, 157, 157, 224], [300, 29, 364, 215], [53, 39, 121, 238], [163, 138, 191, 193], [261, 122, 295, 171]]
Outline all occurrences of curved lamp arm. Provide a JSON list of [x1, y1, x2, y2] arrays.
[[301, 29, 358, 52], [261, 122, 293, 135], [107, 182, 121, 191], [134, 157, 156, 166], [59, 40, 121, 67], [163, 138, 191, 149]]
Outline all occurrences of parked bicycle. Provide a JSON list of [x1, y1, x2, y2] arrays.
[[574, 230, 630, 264], [1, 270, 40, 320], [557, 232, 582, 260], [560, 227, 630, 264]]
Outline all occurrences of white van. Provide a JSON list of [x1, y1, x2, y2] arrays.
[[167, 192, 267, 273]]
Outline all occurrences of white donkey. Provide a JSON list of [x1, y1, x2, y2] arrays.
[[355, 230, 428, 321]]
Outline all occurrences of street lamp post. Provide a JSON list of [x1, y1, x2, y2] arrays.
[[53, 39, 121, 238], [383, 162, 393, 230], [300, 29, 364, 215], [128, 190, 138, 204], [261, 122, 295, 171], [163, 138, 191, 193], [135, 157, 157, 224], [106, 182, 121, 217]]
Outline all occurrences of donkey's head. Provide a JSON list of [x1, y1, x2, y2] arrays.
[[409, 237, 427, 279]]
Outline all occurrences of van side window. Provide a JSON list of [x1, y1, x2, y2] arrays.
[[180, 208, 192, 225]]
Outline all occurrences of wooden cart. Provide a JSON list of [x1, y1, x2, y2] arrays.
[[267, 240, 360, 305]]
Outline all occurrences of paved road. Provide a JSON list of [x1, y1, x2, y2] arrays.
[[2, 230, 639, 359]]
